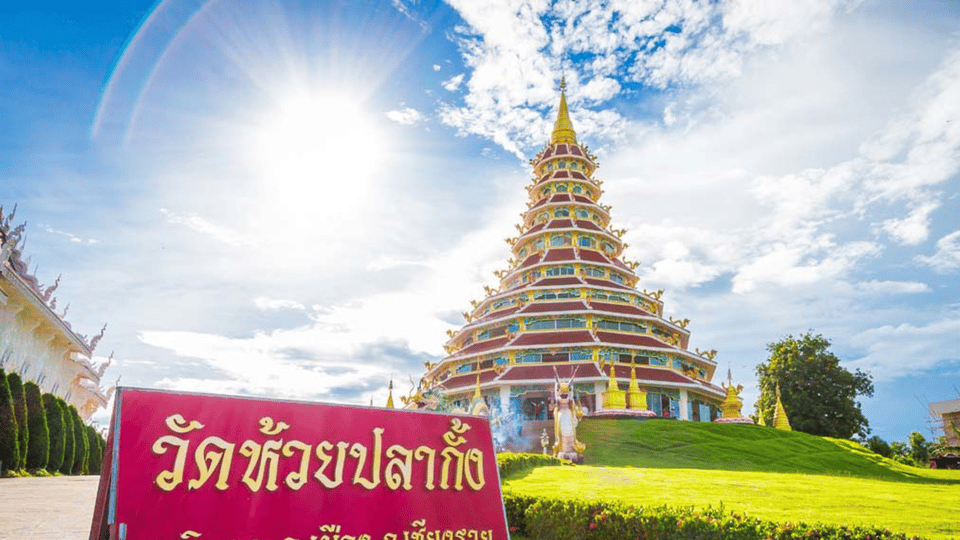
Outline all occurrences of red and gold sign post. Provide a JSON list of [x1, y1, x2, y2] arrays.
[[90, 388, 510, 540]]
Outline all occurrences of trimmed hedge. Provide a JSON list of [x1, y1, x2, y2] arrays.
[[69, 405, 88, 474], [7, 372, 28, 469], [59, 398, 75, 474], [85, 425, 103, 475], [0, 369, 19, 471], [43, 394, 65, 472], [497, 452, 567, 478], [24, 382, 49, 470], [503, 495, 925, 540]]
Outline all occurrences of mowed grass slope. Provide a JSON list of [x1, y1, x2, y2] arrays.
[[503, 420, 960, 539]]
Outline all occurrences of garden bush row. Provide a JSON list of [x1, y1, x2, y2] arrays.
[[497, 452, 568, 478], [0, 368, 105, 476], [502, 495, 925, 540]]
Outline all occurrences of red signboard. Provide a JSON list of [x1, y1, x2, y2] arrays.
[[90, 387, 509, 540]]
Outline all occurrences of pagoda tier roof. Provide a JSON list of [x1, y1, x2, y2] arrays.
[[520, 252, 542, 268], [549, 193, 572, 203], [518, 300, 588, 313], [510, 330, 596, 347], [595, 330, 672, 349], [535, 169, 590, 185], [546, 219, 573, 229], [530, 197, 548, 209], [530, 276, 583, 287], [454, 336, 511, 357], [578, 249, 611, 263], [476, 305, 520, 322], [588, 301, 652, 317], [583, 277, 632, 290], [497, 362, 604, 382], [525, 222, 546, 234], [575, 219, 603, 231], [439, 369, 501, 391], [543, 248, 576, 262], [573, 194, 594, 204]]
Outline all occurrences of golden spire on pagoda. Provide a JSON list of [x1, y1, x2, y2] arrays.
[[627, 357, 647, 410], [473, 372, 482, 401], [719, 367, 744, 418], [550, 77, 578, 145], [773, 383, 791, 431], [602, 362, 626, 408], [385, 379, 395, 408]]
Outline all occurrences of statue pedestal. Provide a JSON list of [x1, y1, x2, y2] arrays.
[[603, 389, 626, 409]]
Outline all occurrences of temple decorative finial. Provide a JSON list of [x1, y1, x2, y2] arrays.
[[473, 372, 482, 400], [551, 80, 577, 145], [773, 383, 791, 431], [385, 379, 395, 408]]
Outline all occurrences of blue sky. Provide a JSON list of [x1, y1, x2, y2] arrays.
[[2, 0, 959, 443]]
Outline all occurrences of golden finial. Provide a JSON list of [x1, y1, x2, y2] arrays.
[[551, 79, 577, 145], [473, 372, 482, 400], [386, 379, 395, 409], [773, 383, 792, 431]]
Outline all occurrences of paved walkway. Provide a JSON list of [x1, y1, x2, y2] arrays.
[[0, 476, 100, 540]]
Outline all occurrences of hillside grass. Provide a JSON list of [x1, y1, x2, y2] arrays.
[[503, 420, 960, 540]]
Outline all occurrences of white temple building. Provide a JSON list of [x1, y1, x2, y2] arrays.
[[0, 206, 110, 421]]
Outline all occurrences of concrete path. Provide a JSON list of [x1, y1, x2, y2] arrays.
[[0, 476, 100, 540]]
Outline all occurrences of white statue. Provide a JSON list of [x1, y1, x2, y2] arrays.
[[552, 367, 585, 462]]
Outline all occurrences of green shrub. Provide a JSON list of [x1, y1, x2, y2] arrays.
[[7, 372, 28, 469], [42, 394, 65, 472], [497, 452, 567, 478], [59, 398, 74, 474], [0, 369, 20, 472], [23, 382, 48, 470], [502, 494, 925, 540], [68, 405, 88, 474]]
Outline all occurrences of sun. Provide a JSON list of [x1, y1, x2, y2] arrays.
[[247, 89, 388, 224]]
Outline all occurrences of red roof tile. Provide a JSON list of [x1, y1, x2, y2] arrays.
[[570, 146, 583, 156], [553, 170, 570, 178], [455, 336, 510, 356], [584, 278, 632, 290], [541, 147, 554, 160], [549, 193, 572, 203], [611, 258, 629, 270], [570, 170, 586, 180], [519, 300, 587, 313], [575, 219, 602, 231], [573, 195, 593, 204], [499, 362, 603, 382], [543, 248, 575, 262], [595, 331, 669, 349], [589, 302, 649, 316], [439, 369, 501, 390], [556, 144, 568, 154], [578, 249, 609, 263], [531, 197, 548, 208], [478, 305, 520, 322], [530, 277, 583, 288], [547, 219, 573, 229], [510, 330, 596, 347], [520, 252, 541, 268], [526, 222, 545, 234]]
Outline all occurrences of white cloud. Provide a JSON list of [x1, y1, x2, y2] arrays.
[[442, 73, 465, 92], [253, 296, 306, 311], [433, 64, 441, 71], [854, 280, 930, 294], [159, 208, 246, 247], [849, 313, 960, 381], [917, 230, 960, 273], [41, 225, 100, 245], [385, 107, 424, 125]]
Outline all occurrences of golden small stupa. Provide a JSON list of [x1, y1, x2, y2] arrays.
[[714, 368, 754, 424], [773, 383, 792, 431]]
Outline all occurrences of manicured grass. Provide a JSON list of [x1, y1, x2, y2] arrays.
[[502, 420, 960, 539]]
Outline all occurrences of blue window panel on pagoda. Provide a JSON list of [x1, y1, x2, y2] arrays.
[[700, 403, 712, 422]]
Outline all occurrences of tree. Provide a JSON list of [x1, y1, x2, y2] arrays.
[[908, 431, 931, 464], [0, 369, 19, 472], [43, 394, 65, 472], [7, 372, 28, 469], [756, 332, 874, 439], [85, 425, 103, 475], [865, 435, 892, 458], [23, 382, 49, 470], [59, 398, 75, 475]]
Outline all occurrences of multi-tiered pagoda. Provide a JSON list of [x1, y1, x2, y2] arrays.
[[418, 84, 725, 442]]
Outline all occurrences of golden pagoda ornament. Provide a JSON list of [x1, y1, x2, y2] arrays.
[[773, 383, 792, 431], [602, 361, 627, 409], [627, 358, 648, 411], [714, 368, 754, 424], [385, 379, 395, 408]]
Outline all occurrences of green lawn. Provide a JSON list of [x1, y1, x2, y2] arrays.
[[502, 420, 960, 539]]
